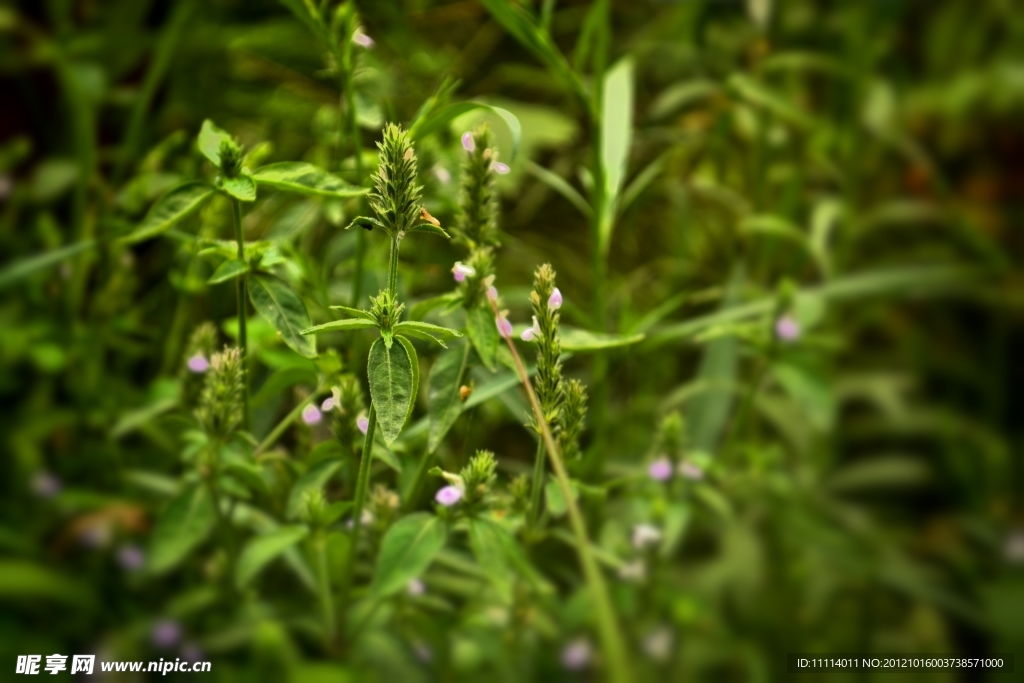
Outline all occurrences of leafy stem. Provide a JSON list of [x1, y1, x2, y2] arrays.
[[231, 197, 250, 430], [486, 295, 631, 683]]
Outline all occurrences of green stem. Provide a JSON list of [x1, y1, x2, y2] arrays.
[[253, 393, 317, 456], [527, 437, 546, 529], [231, 198, 250, 430], [488, 296, 631, 683], [339, 403, 378, 610], [315, 531, 335, 644]]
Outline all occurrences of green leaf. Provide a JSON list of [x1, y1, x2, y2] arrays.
[[370, 513, 447, 599], [558, 327, 644, 352], [827, 457, 931, 492], [601, 57, 634, 206], [466, 306, 499, 371], [727, 73, 814, 129], [468, 518, 515, 603], [773, 362, 835, 432], [302, 318, 378, 335], [251, 162, 369, 198], [525, 161, 592, 218], [406, 222, 451, 238], [427, 343, 470, 453], [122, 182, 215, 243], [286, 459, 343, 520], [395, 321, 463, 347], [327, 305, 374, 321], [367, 337, 415, 445], [0, 561, 93, 607], [207, 258, 250, 284], [395, 336, 420, 428], [197, 119, 232, 166], [236, 526, 309, 588], [249, 274, 317, 359], [410, 102, 523, 160], [149, 483, 216, 574], [221, 174, 257, 202], [0, 238, 98, 290]]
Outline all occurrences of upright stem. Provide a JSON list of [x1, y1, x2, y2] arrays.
[[527, 438, 546, 529], [315, 530, 335, 644], [231, 199, 250, 429], [488, 297, 631, 683]]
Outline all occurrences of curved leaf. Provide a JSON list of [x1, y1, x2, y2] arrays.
[[0, 238, 98, 290], [122, 182, 215, 243], [327, 305, 374, 321], [252, 162, 369, 198], [207, 258, 250, 285], [370, 513, 447, 599], [286, 459, 343, 520], [249, 274, 317, 358], [149, 483, 216, 574], [395, 336, 420, 428], [198, 119, 232, 167], [427, 342, 470, 453], [367, 337, 414, 445], [558, 327, 644, 352], [302, 318, 378, 335], [410, 102, 523, 160], [395, 321, 463, 347], [236, 525, 309, 588], [466, 306, 499, 371], [406, 222, 451, 238], [221, 174, 257, 202]]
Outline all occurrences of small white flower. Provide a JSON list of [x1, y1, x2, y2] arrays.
[[520, 316, 541, 342], [631, 523, 663, 551], [451, 261, 476, 283], [617, 559, 647, 582], [407, 578, 425, 596], [353, 28, 374, 48]]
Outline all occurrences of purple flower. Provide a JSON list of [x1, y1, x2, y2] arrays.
[[353, 29, 374, 48], [486, 286, 498, 303], [435, 485, 462, 507], [357, 415, 369, 435], [461, 132, 475, 152], [187, 354, 209, 373], [520, 316, 541, 342], [31, 471, 61, 499], [679, 461, 704, 481], [648, 457, 673, 482], [407, 578, 425, 596], [321, 396, 336, 412], [151, 620, 182, 649], [180, 643, 203, 663], [560, 638, 592, 671], [491, 162, 509, 174], [117, 544, 145, 571], [548, 287, 562, 310], [631, 523, 662, 551], [495, 315, 513, 339], [775, 315, 800, 342], [451, 261, 475, 283], [302, 404, 322, 425]]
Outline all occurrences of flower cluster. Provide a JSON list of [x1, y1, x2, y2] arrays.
[[195, 346, 245, 439], [367, 123, 424, 238], [455, 126, 500, 248]]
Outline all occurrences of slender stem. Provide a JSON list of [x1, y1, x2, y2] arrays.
[[527, 438, 546, 529], [387, 237, 400, 293], [350, 404, 378, 540], [231, 199, 250, 430], [315, 531, 335, 644], [487, 297, 631, 683], [253, 393, 317, 456]]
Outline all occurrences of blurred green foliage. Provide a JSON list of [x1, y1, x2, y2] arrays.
[[0, 0, 1021, 681]]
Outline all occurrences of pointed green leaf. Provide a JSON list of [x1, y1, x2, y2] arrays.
[[207, 258, 250, 284], [327, 305, 374, 321], [395, 321, 463, 347], [221, 174, 257, 202], [252, 162, 369, 198], [122, 182, 214, 243], [468, 518, 515, 603], [367, 337, 414, 445], [558, 327, 644, 352], [248, 274, 317, 358], [370, 513, 447, 599], [236, 525, 309, 588], [395, 336, 420, 428], [0, 238, 98, 290], [149, 483, 216, 574], [427, 342, 470, 453], [198, 119, 232, 167], [406, 222, 451, 238], [302, 318, 378, 335], [466, 306, 498, 371], [286, 460, 343, 520], [601, 57, 635, 204]]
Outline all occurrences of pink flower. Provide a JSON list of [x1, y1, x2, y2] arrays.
[[462, 132, 475, 152], [187, 354, 209, 373], [353, 29, 374, 48], [435, 485, 463, 506], [486, 286, 498, 303], [302, 404, 322, 425], [117, 544, 146, 571], [648, 457, 673, 481], [548, 287, 562, 310], [679, 461, 704, 481], [451, 261, 475, 283], [321, 396, 336, 412], [496, 315, 513, 339], [775, 315, 800, 342], [407, 578, 425, 596], [560, 638, 592, 671], [357, 415, 369, 435], [151, 620, 182, 649], [520, 316, 541, 342], [491, 162, 509, 174]]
